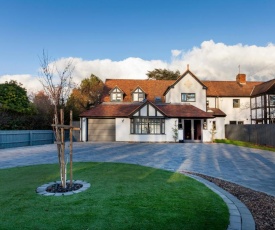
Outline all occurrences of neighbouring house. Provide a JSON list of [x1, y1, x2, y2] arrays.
[[250, 79, 275, 124], [79, 67, 273, 143]]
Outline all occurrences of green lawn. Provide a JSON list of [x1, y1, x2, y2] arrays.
[[0, 163, 229, 230], [215, 139, 275, 152]]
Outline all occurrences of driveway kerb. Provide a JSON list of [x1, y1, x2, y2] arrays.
[[185, 173, 255, 230]]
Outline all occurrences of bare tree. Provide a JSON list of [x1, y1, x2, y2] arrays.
[[39, 50, 75, 114], [39, 50, 75, 188]]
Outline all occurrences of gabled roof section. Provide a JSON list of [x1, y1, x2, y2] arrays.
[[164, 69, 207, 96], [203, 81, 262, 97], [250, 79, 275, 96], [109, 85, 124, 94], [102, 79, 174, 102], [129, 100, 166, 117], [130, 86, 146, 94]]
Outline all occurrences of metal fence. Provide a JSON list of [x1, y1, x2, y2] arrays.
[[0, 130, 54, 149], [225, 124, 275, 147]]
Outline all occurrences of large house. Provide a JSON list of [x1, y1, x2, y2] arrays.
[[79, 67, 275, 143]]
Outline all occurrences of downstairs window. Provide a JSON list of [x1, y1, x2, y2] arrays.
[[130, 118, 165, 134]]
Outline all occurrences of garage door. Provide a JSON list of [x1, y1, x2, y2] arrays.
[[88, 119, 115, 142]]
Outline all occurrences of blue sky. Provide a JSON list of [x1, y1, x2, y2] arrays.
[[0, 0, 274, 75], [0, 0, 275, 92]]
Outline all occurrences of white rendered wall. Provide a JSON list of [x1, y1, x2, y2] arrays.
[[116, 118, 177, 142], [115, 118, 130, 141], [207, 97, 251, 124], [115, 117, 224, 143], [166, 73, 207, 111], [80, 118, 87, 142], [202, 117, 225, 142]]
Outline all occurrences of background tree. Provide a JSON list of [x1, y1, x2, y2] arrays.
[[31, 90, 54, 129], [146, 68, 180, 80], [66, 74, 104, 119], [0, 80, 35, 129], [0, 80, 32, 114]]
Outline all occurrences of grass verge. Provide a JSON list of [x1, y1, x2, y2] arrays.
[[215, 139, 275, 152], [0, 162, 229, 229]]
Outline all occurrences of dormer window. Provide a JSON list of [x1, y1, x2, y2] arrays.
[[132, 87, 145, 102], [110, 87, 123, 102]]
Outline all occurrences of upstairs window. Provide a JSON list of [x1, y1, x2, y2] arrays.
[[233, 99, 240, 108], [181, 93, 195, 102], [132, 88, 145, 102], [111, 88, 123, 102]]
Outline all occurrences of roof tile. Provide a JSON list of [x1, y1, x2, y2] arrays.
[[79, 103, 141, 117], [157, 104, 213, 118], [80, 102, 213, 118], [203, 81, 262, 97], [102, 79, 174, 102]]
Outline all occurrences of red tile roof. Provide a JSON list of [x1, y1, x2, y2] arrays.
[[157, 104, 214, 118], [102, 78, 263, 101], [203, 81, 262, 97], [102, 79, 174, 102], [80, 101, 214, 118], [79, 103, 141, 117]]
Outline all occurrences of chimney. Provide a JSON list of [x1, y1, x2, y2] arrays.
[[236, 73, 246, 85]]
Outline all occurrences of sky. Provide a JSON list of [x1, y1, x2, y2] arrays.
[[0, 0, 275, 93]]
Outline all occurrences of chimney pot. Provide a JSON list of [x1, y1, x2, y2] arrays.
[[236, 74, 246, 85]]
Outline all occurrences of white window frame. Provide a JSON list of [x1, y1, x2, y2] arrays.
[[111, 88, 123, 102], [233, 99, 240, 108], [132, 88, 145, 102], [181, 93, 196, 102]]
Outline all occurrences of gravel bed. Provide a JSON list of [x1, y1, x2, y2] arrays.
[[186, 172, 275, 230]]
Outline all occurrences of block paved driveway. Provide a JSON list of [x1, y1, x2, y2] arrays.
[[1, 142, 275, 196]]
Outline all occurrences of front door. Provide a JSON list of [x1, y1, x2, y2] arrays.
[[194, 120, 202, 141], [183, 119, 202, 142], [184, 120, 192, 140]]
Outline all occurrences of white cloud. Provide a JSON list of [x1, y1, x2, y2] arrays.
[[71, 57, 168, 84], [179, 40, 275, 81], [1, 40, 275, 93], [171, 49, 182, 57], [0, 74, 42, 94]]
